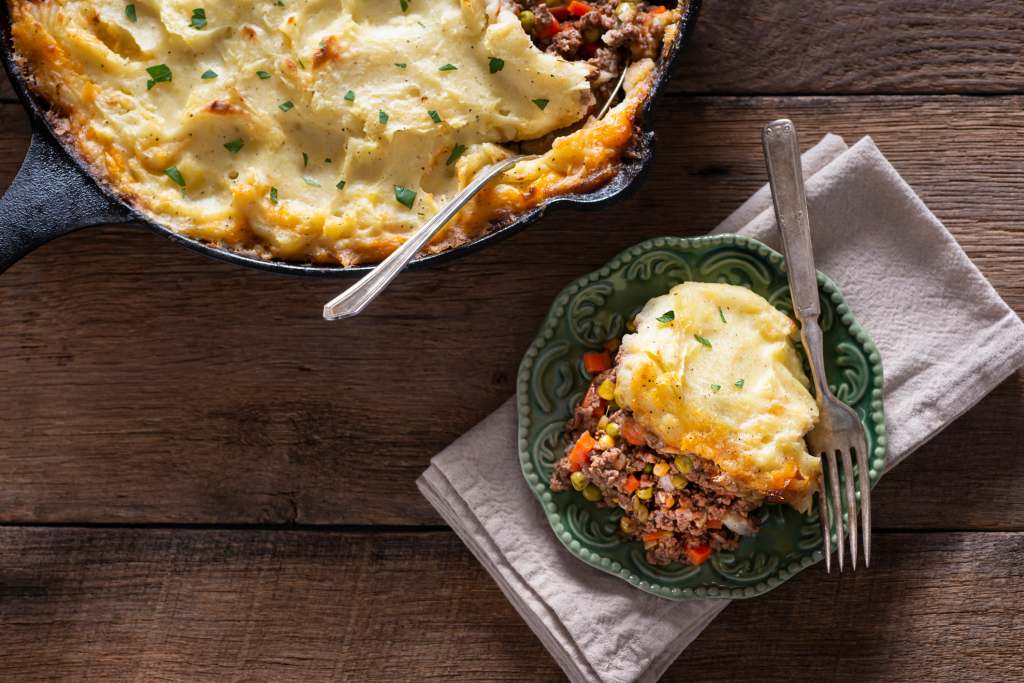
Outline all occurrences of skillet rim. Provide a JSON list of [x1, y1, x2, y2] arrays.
[[0, 0, 701, 277]]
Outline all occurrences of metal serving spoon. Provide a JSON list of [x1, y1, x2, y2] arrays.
[[323, 66, 631, 321]]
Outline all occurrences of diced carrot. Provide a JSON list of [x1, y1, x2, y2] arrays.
[[550, 7, 570, 20], [568, 431, 597, 472], [705, 516, 723, 530], [582, 351, 612, 374], [642, 531, 672, 543], [685, 544, 712, 566], [650, 6, 668, 14], [623, 474, 640, 494], [621, 419, 647, 446], [567, 1, 592, 16]]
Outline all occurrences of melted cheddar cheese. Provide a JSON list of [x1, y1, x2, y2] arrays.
[[9, 0, 676, 265], [615, 283, 821, 510]]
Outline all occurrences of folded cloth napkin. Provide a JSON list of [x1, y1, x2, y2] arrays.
[[417, 134, 1024, 683]]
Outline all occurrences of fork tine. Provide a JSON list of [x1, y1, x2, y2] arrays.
[[824, 451, 844, 572], [855, 437, 872, 568], [817, 470, 832, 573], [840, 446, 858, 570]]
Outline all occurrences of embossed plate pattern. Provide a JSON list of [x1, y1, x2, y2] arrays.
[[517, 234, 887, 600]]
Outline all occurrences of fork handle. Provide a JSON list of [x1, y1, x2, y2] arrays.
[[762, 119, 829, 401], [762, 119, 820, 320]]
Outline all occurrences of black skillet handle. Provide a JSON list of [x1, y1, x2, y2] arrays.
[[0, 128, 132, 274]]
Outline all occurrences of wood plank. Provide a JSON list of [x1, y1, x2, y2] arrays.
[[1, 1, 1022, 100], [0, 527, 1020, 682], [672, 0, 1024, 94], [0, 95, 1022, 526]]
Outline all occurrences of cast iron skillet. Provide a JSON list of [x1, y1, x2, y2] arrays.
[[0, 0, 700, 277]]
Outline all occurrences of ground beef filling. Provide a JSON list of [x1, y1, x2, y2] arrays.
[[510, 1, 674, 104], [551, 369, 764, 567]]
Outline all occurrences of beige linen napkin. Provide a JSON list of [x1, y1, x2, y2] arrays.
[[417, 135, 1024, 683]]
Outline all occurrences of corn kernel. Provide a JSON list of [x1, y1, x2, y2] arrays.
[[605, 422, 620, 437], [570, 471, 589, 491], [598, 434, 615, 449], [597, 415, 610, 431], [598, 379, 616, 401], [619, 516, 634, 534], [663, 495, 675, 509], [637, 487, 653, 501], [652, 462, 670, 477]]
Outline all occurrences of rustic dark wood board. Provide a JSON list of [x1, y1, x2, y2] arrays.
[[672, 0, 1024, 95], [0, 95, 1021, 527], [1, 0, 1023, 101], [0, 527, 1020, 682]]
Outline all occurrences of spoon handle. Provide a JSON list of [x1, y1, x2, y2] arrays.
[[323, 155, 529, 321]]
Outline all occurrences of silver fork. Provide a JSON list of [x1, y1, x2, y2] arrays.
[[762, 119, 872, 572]]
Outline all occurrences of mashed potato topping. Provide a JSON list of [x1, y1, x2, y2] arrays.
[[9, 0, 672, 265], [615, 282, 821, 509]]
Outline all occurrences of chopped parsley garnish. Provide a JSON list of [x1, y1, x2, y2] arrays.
[[489, 57, 505, 74], [256, 70, 271, 80], [274, 0, 284, 5], [694, 334, 712, 348], [428, 109, 442, 124], [297, 58, 306, 69], [446, 143, 466, 166], [335, 179, 346, 191], [710, 384, 721, 392], [734, 379, 745, 388], [279, 100, 295, 112], [189, 8, 207, 30], [125, 4, 137, 22], [394, 185, 416, 209], [269, 187, 279, 204], [201, 69, 218, 79], [344, 90, 355, 102], [164, 166, 185, 187], [379, 110, 389, 124], [532, 98, 549, 110], [146, 64, 172, 90], [718, 306, 727, 324], [655, 310, 675, 324], [395, 63, 407, 69], [439, 63, 457, 71], [325, 158, 332, 163], [223, 138, 244, 153], [400, 0, 410, 11], [302, 152, 309, 167], [302, 177, 320, 187]]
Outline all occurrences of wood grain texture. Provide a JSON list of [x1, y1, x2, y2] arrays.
[[0, 527, 1020, 682], [1, 94, 1022, 526], [1, 0, 1022, 100], [672, 0, 1024, 94]]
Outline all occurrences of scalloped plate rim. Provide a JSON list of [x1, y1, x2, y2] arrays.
[[516, 233, 888, 601]]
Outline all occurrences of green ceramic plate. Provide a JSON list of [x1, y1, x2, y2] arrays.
[[517, 234, 887, 600]]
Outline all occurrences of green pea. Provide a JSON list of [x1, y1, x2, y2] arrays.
[[637, 487, 653, 501], [570, 471, 589, 491], [519, 10, 536, 31], [582, 484, 603, 502]]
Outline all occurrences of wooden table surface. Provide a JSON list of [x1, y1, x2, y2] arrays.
[[2, 2, 1023, 681]]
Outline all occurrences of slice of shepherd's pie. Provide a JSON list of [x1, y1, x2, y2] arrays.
[[551, 282, 821, 566]]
